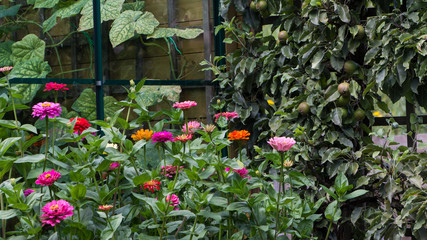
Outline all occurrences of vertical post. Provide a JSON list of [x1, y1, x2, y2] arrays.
[[93, 0, 104, 122], [203, 0, 214, 123], [167, 0, 178, 80], [213, 0, 226, 62]]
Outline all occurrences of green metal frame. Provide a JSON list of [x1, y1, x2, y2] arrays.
[[7, 0, 224, 122]]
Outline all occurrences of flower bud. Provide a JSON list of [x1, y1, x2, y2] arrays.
[[105, 117, 111, 122], [10, 178, 16, 186], [217, 99, 221, 104], [66, 122, 73, 128], [130, 79, 135, 86]]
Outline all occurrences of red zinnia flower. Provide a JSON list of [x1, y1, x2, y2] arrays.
[[44, 82, 69, 92], [69, 117, 91, 134], [142, 179, 161, 193]]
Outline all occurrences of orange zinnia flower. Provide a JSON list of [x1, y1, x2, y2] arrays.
[[228, 130, 250, 141], [131, 129, 153, 141]]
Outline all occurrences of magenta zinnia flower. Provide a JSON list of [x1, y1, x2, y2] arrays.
[[182, 121, 201, 134], [214, 112, 239, 122], [24, 189, 35, 197], [35, 169, 61, 186], [267, 137, 296, 152], [161, 165, 184, 178], [173, 101, 197, 110], [166, 194, 180, 210], [40, 200, 74, 226], [225, 167, 251, 179], [152, 131, 174, 143], [108, 163, 120, 171], [32, 102, 62, 119], [44, 82, 69, 92]]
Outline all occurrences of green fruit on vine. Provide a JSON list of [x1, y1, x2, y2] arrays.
[[250, 1, 257, 11], [336, 95, 350, 107], [343, 60, 358, 75], [338, 82, 350, 96], [355, 25, 365, 39], [278, 31, 288, 42], [354, 108, 366, 121], [340, 108, 348, 119], [298, 102, 310, 115], [256, 0, 267, 11]]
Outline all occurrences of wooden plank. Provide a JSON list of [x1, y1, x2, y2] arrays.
[[145, 0, 204, 24]]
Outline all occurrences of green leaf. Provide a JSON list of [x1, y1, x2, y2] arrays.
[[135, 86, 181, 108], [351, 207, 363, 224], [0, 41, 14, 67], [9, 84, 42, 105], [9, 59, 51, 78], [42, 0, 88, 32], [122, 1, 145, 11], [0, 209, 19, 220], [132, 173, 151, 186], [364, 48, 379, 65], [335, 3, 350, 23], [100, 214, 123, 240], [342, 189, 368, 201], [0, 137, 21, 157], [20, 124, 37, 134], [35, 0, 59, 8], [11, 34, 45, 64], [334, 173, 351, 196], [167, 210, 195, 218], [320, 184, 338, 200], [15, 154, 45, 163], [148, 28, 204, 39], [198, 210, 222, 222], [230, 231, 244, 240], [70, 184, 87, 201], [109, 10, 159, 47], [331, 108, 343, 126], [78, 0, 125, 31], [0, 4, 21, 18], [288, 171, 314, 187], [71, 88, 121, 121], [226, 202, 250, 212], [311, 50, 325, 69], [325, 200, 341, 222]]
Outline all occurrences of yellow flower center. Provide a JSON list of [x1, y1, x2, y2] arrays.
[[267, 100, 275, 106], [42, 103, 51, 107], [50, 204, 58, 210], [45, 174, 51, 178]]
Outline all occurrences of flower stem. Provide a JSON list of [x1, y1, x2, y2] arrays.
[[1, 193, 5, 239], [325, 202, 338, 240], [143, 145, 147, 169], [43, 118, 49, 172], [189, 215, 198, 240], [275, 152, 285, 240]]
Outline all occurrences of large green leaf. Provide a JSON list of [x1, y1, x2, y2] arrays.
[[34, 0, 59, 8], [11, 34, 45, 64], [0, 4, 21, 18], [71, 88, 121, 121], [0, 209, 19, 220], [135, 86, 181, 108], [122, 1, 145, 11], [109, 10, 159, 47], [0, 41, 14, 67], [9, 59, 51, 79], [148, 28, 204, 39], [42, 0, 88, 32], [78, 0, 125, 31]]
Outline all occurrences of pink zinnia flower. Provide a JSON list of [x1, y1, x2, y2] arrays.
[[173, 101, 197, 110], [214, 112, 239, 121], [43, 82, 69, 92], [152, 131, 174, 143], [24, 189, 35, 197], [40, 200, 74, 226], [35, 170, 61, 186], [0, 66, 13, 72], [166, 194, 180, 210], [98, 205, 113, 211], [31, 102, 62, 119], [108, 163, 120, 171], [267, 137, 296, 152], [225, 167, 251, 179], [182, 121, 201, 134], [173, 134, 193, 142], [161, 165, 184, 178]]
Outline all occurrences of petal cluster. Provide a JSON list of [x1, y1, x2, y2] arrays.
[[214, 112, 239, 121], [44, 82, 69, 92], [0, 66, 13, 72], [161, 165, 184, 178], [40, 200, 74, 226], [226, 167, 251, 179], [267, 137, 296, 152], [152, 131, 174, 143], [24, 189, 35, 197], [69, 117, 91, 134], [35, 170, 61, 186], [173, 101, 197, 109], [228, 130, 250, 141], [32, 102, 62, 119], [174, 134, 193, 142], [182, 121, 201, 134], [108, 163, 120, 171], [98, 205, 113, 211], [131, 129, 153, 141]]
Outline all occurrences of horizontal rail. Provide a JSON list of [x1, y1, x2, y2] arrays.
[[8, 78, 216, 86], [373, 115, 427, 125]]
